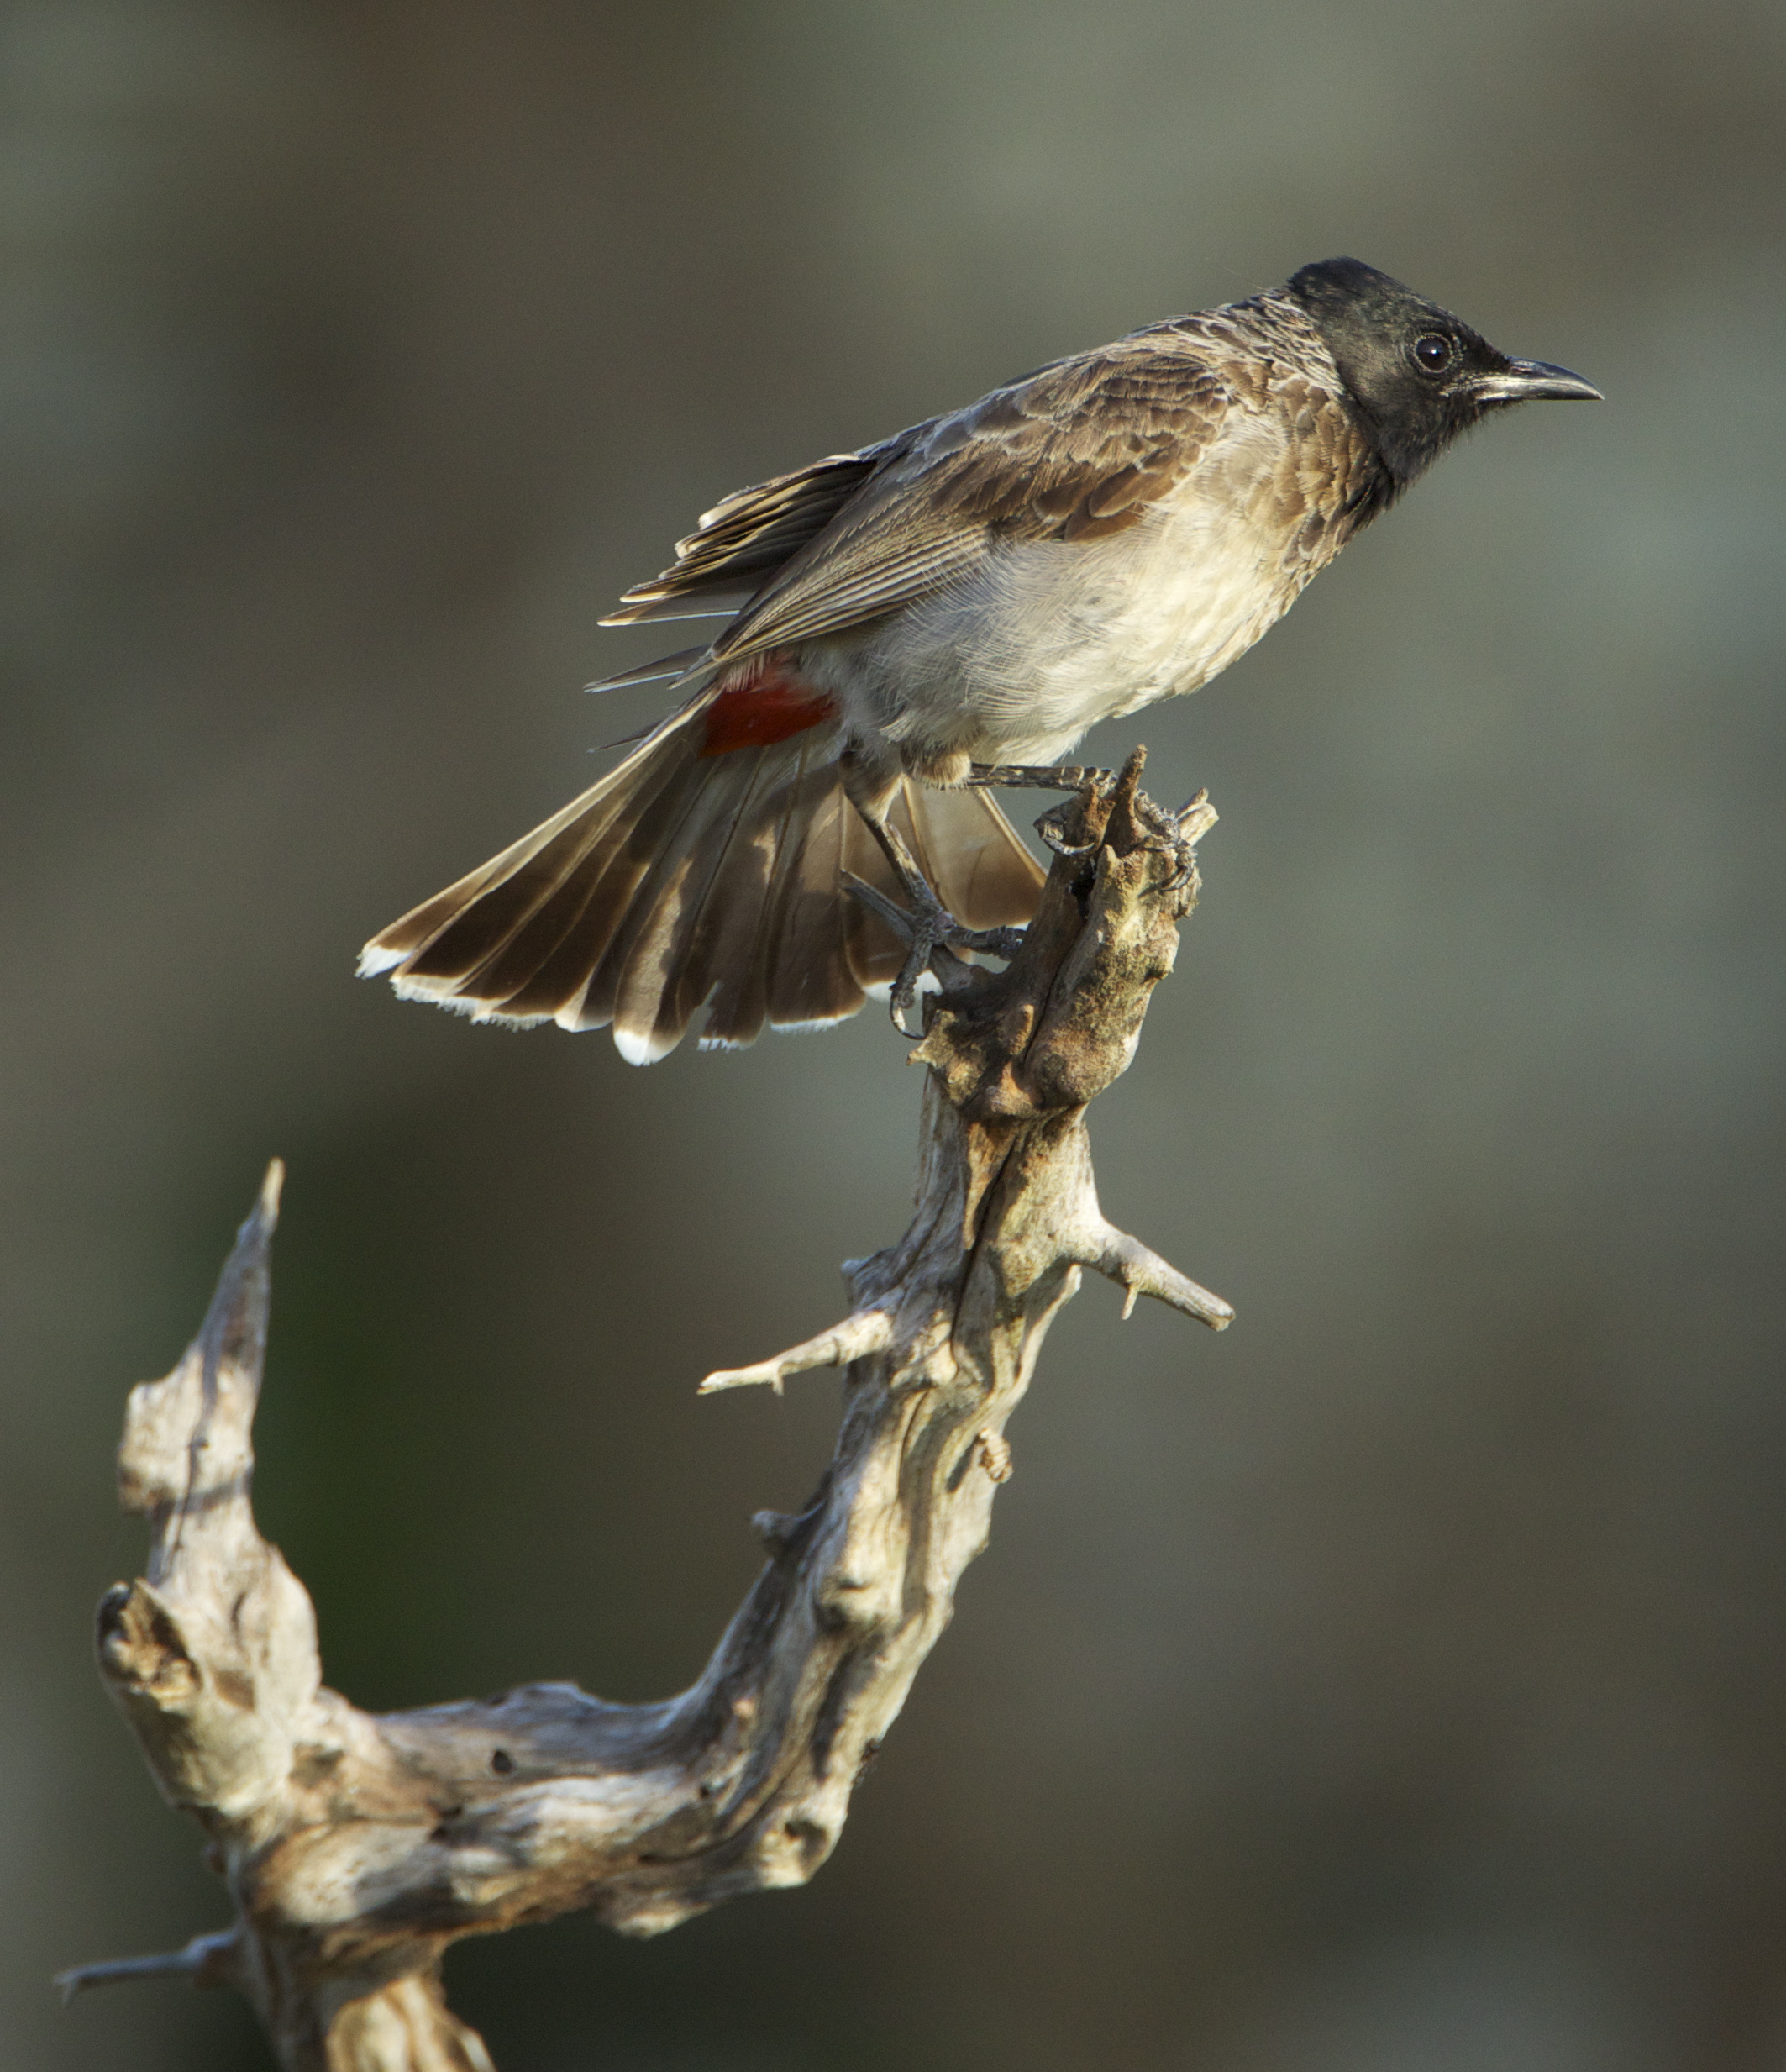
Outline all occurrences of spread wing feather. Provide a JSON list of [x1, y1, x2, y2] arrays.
[[600, 329, 1239, 669], [600, 438, 915, 625], [694, 335, 1234, 666]]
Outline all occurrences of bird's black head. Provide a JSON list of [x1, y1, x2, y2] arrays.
[[1283, 257, 1599, 493]]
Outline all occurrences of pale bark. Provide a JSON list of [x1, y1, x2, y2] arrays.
[[61, 751, 1229, 2070]]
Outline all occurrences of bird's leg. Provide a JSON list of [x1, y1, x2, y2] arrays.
[[965, 761, 1111, 791], [965, 761, 1117, 857], [839, 757, 1027, 1033], [969, 757, 1203, 883]]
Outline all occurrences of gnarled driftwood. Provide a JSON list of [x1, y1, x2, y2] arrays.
[[62, 749, 1229, 2070]]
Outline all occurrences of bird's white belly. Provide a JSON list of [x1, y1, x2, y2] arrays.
[[809, 497, 1301, 767]]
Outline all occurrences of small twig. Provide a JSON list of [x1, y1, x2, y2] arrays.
[[1079, 1221, 1233, 1328], [700, 1307, 895, 1393], [55, 1929, 238, 2006]]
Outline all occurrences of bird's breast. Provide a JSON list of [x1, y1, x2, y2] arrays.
[[807, 410, 1354, 766]]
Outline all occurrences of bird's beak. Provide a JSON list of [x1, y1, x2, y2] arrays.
[[1469, 358, 1603, 404]]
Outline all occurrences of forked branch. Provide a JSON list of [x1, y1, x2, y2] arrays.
[[65, 749, 1229, 2070]]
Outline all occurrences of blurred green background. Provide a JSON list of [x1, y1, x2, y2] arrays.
[[5, 1, 1783, 2065]]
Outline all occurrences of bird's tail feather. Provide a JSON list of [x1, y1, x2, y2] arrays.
[[360, 709, 1044, 1063]]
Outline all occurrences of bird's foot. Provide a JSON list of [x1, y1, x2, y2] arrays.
[[1034, 796, 1104, 858], [968, 762, 1116, 858], [1156, 798, 1206, 892], [973, 755, 1212, 889], [1127, 786, 1211, 892], [843, 875, 1026, 1036], [976, 756, 1211, 891]]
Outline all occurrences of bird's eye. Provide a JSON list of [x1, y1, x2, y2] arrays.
[[1412, 333, 1454, 375]]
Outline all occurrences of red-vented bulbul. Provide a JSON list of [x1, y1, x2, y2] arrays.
[[361, 258, 1598, 1061]]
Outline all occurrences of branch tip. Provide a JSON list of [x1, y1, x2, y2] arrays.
[[55, 1929, 237, 2006], [221, 1157, 284, 1281], [255, 1156, 285, 1230], [700, 1308, 895, 1394], [1176, 789, 1218, 844], [1082, 1223, 1233, 1330]]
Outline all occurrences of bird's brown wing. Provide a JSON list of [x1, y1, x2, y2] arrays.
[[701, 333, 1240, 663], [600, 434, 918, 625]]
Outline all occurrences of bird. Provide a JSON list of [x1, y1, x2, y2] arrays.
[[360, 257, 1598, 1063]]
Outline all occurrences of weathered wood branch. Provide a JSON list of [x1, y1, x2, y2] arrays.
[[65, 749, 1229, 2071]]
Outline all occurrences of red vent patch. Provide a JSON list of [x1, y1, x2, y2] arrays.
[[700, 657, 838, 758]]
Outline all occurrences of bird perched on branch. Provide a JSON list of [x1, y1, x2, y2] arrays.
[[361, 257, 1597, 1062]]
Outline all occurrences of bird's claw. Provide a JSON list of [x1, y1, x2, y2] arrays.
[[844, 872, 1026, 1036], [1036, 800, 1097, 858], [1111, 786, 1206, 893], [888, 912, 1027, 1033], [887, 924, 947, 1035]]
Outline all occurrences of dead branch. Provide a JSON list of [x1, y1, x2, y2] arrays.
[[64, 749, 1229, 2070]]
